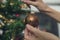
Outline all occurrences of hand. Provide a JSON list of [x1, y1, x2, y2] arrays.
[[21, 0, 44, 7], [24, 24, 59, 40], [21, 0, 48, 11]]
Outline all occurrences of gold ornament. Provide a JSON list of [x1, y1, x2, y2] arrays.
[[1, 4, 5, 8], [10, 2, 14, 6], [25, 14, 39, 27], [0, 20, 5, 26], [0, 15, 3, 18], [20, 4, 30, 10], [7, 19, 15, 24], [0, 25, 2, 28], [11, 39, 14, 40], [20, 4, 27, 8]]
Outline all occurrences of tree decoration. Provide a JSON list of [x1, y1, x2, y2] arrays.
[[0, 0, 39, 40], [0, 0, 30, 40], [25, 14, 39, 27]]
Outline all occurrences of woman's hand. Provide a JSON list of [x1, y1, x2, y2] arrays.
[[21, 0, 48, 11], [24, 24, 59, 40], [21, 0, 44, 7]]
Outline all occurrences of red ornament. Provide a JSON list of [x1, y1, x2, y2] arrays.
[[15, 14, 20, 17]]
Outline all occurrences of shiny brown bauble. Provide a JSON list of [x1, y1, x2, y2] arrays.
[[25, 14, 39, 27], [31, 0, 36, 1]]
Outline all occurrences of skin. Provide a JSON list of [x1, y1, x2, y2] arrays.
[[21, 0, 60, 40], [24, 24, 60, 40], [22, 0, 60, 22]]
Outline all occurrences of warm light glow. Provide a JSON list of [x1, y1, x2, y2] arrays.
[[0, 25, 2, 28], [29, 17, 34, 21], [1, 4, 5, 8], [10, 3, 14, 5], [0, 15, 3, 18], [9, 19, 15, 23]]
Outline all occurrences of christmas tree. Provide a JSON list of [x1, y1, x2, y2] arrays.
[[0, 0, 30, 40]]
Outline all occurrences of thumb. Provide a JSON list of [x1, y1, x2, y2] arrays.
[[26, 24, 40, 36]]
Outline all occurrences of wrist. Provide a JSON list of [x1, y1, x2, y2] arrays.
[[37, 3, 49, 11]]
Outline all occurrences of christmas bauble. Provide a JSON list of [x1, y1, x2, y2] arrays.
[[25, 14, 39, 27], [31, 0, 36, 1]]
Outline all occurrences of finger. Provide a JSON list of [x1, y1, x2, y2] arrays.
[[26, 24, 40, 36], [24, 27, 39, 40], [24, 38, 30, 40], [21, 0, 36, 5], [24, 28, 32, 40], [24, 28, 29, 38], [24, 28, 35, 40], [24, 33, 37, 40]]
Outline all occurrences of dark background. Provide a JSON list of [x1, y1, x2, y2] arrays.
[[35, 12, 58, 36]]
